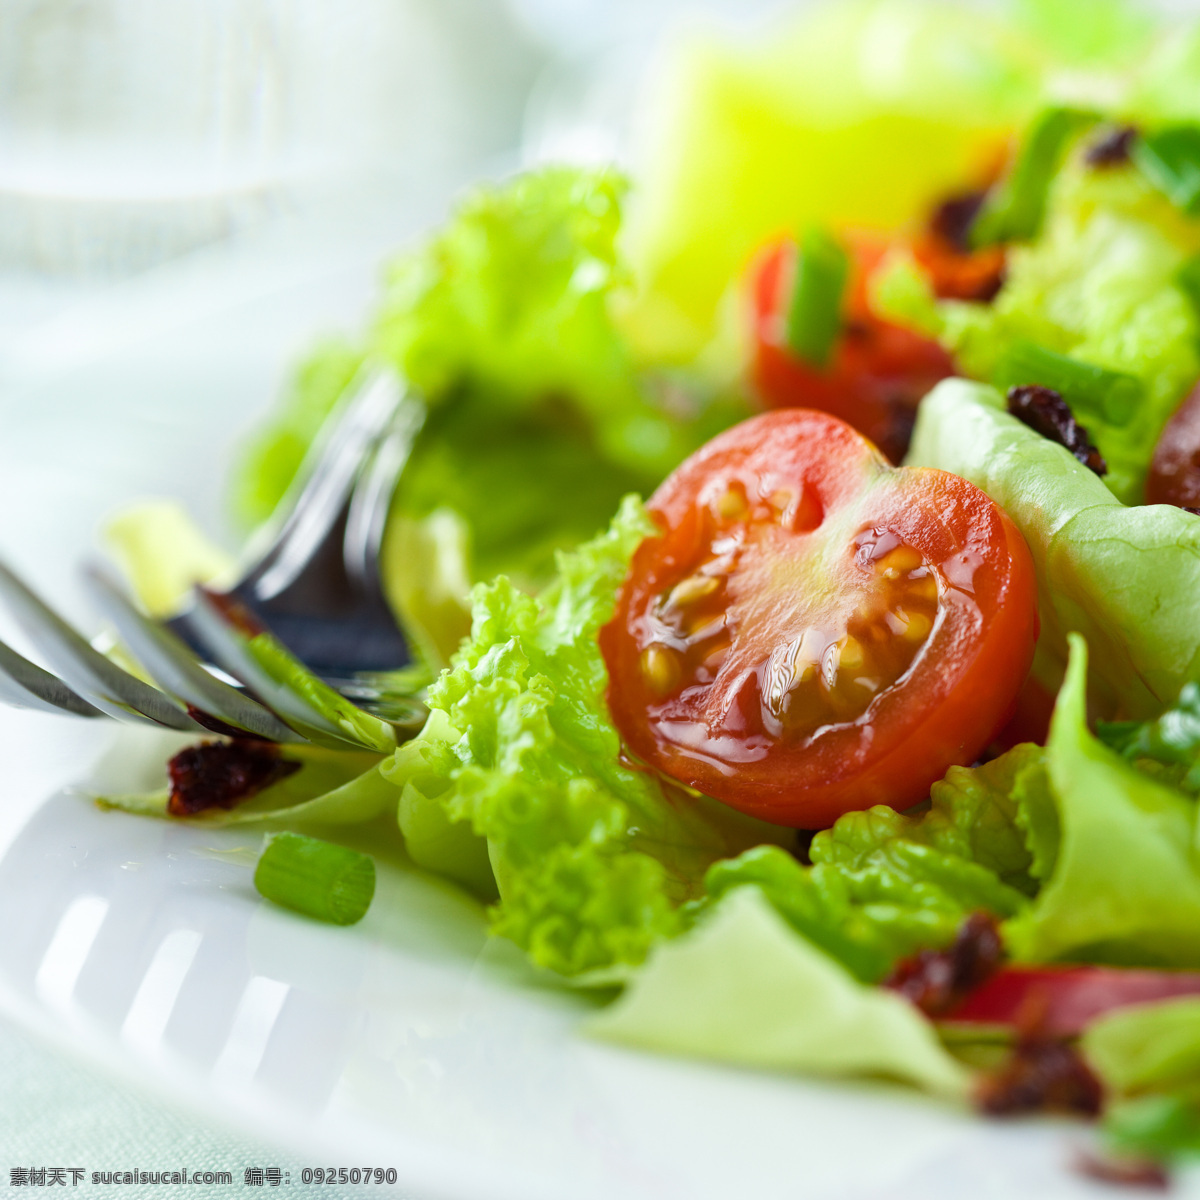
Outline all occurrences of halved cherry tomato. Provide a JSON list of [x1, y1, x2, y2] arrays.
[[946, 965, 1200, 1038], [748, 234, 956, 463], [600, 409, 1038, 828], [1147, 379, 1200, 509]]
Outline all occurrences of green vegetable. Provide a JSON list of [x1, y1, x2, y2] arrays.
[[103, 501, 236, 618], [706, 746, 1041, 984], [784, 227, 848, 366], [254, 831, 376, 925], [244, 631, 397, 754], [1098, 682, 1200, 796], [1176, 252, 1200, 319], [927, 162, 1200, 503], [1133, 124, 1200, 215], [588, 885, 970, 1096], [378, 508, 473, 673], [380, 389, 654, 589], [382, 497, 785, 980], [1008, 0, 1155, 69], [236, 168, 744, 606], [991, 339, 1141, 426], [1005, 635, 1200, 968], [1084, 997, 1200, 1160], [972, 106, 1097, 246], [1085, 996, 1200, 1096], [907, 378, 1200, 718], [1104, 1092, 1200, 1161]]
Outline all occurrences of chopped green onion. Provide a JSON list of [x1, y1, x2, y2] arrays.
[[784, 227, 849, 368], [1133, 124, 1200, 215], [993, 340, 1141, 426], [1177, 253, 1200, 320], [254, 831, 375, 925], [972, 107, 1098, 247]]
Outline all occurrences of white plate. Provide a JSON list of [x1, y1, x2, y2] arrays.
[[0, 224, 1193, 1200]]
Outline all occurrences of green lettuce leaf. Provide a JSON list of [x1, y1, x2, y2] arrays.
[[1085, 996, 1200, 1096], [383, 496, 786, 980], [588, 885, 970, 1096], [1083, 995, 1200, 1160], [931, 154, 1200, 502], [705, 747, 1041, 984], [103, 501, 237, 618], [1103, 1092, 1200, 1162], [1098, 682, 1200, 796], [234, 168, 745, 600], [907, 378, 1200, 718], [1004, 635, 1200, 967]]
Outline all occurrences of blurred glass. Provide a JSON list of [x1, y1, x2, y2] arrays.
[[0, 0, 544, 276]]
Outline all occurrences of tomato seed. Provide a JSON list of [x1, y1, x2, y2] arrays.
[[902, 611, 933, 642], [875, 545, 924, 579], [714, 486, 748, 520], [839, 636, 865, 670], [640, 645, 681, 697], [669, 574, 721, 607], [908, 574, 939, 602]]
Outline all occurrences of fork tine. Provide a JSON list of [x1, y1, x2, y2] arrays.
[[81, 566, 305, 744], [181, 590, 372, 749], [0, 561, 204, 732], [343, 390, 425, 605], [0, 638, 106, 717], [244, 363, 404, 604]]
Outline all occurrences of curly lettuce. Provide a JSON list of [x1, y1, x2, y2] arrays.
[[705, 747, 1042, 984], [382, 497, 784, 980], [234, 167, 745, 601], [907, 377, 1200, 718]]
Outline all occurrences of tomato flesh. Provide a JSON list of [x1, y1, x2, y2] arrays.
[[748, 235, 956, 463], [601, 409, 1039, 828], [1147, 379, 1200, 509]]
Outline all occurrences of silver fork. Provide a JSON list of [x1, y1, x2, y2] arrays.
[[0, 362, 425, 746]]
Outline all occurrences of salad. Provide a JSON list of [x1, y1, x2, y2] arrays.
[[88, 0, 1200, 1183]]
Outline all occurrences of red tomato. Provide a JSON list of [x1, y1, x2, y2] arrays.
[[1147, 379, 1200, 509], [946, 965, 1200, 1038], [748, 235, 956, 463], [600, 410, 1039, 828]]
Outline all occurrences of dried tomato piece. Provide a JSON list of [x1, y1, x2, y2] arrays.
[[885, 912, 1004, 1017], [1007, 385, 1107, 475], [1085, 126, 1138, 168], [928, 190, 989, 252], [167, 739, 299, 816], [913, 188, 1007, 303], [976, 1035, 1104, 1118]]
